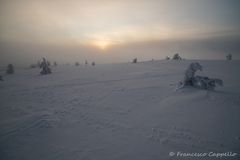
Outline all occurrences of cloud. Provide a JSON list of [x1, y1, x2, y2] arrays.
[[0, 0, 240, 66]]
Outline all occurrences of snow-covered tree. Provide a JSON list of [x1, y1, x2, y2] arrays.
[[54, 62, 58, 66], [183, 62, 202, 86], [177, 62, 223, 90], [172, 53, 182, 60], [132, 58, 137, 63], [6, 64, 14, 74], [75, 62, 80, 66], [40, 58, 52, 75], [226, 54, 232, 60], [165, 56, 170, 60], [47, 61, 51, 66]]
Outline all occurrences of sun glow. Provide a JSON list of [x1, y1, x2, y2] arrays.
[[92, 40, 112, 50]]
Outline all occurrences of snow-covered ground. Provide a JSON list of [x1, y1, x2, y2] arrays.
[[0, 60, 240, 160]]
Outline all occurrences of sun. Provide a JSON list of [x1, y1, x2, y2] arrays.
[[92, 40, 111, 50]]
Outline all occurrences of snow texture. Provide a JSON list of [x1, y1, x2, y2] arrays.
[[0, 60, 240, 160]]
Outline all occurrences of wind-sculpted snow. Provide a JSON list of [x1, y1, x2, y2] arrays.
[[0, 60, 240, 160]]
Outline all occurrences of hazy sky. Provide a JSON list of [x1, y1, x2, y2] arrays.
[[0, 0, 240, 66]]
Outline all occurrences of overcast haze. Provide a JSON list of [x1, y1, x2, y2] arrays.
[[0, 0, 240, 67]]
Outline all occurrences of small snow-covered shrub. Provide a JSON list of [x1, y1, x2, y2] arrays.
[[6, 64, 14, 74], [47, 61, 51, 66], [226, 54, 232, 60], [132, 58, 137, 63], [75, 62, 80, 66], [165, 56, 170, 60], [40, 58, 52, 75], [30, 64, 38, 68], [92, 62, 95, 66], [54, 62, 58, 66], [192, 76, 223, 90]]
